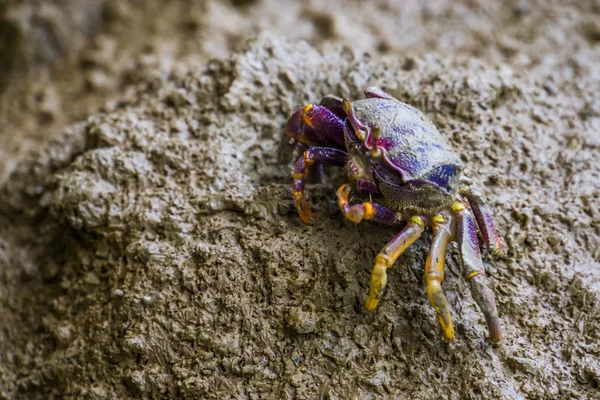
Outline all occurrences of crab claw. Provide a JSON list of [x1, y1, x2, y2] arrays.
[[337, 184, 366, 223]]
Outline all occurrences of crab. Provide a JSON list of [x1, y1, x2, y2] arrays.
[[278, 87, 503, 343]]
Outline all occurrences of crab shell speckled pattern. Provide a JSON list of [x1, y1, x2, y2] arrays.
[[347, 98, 464, 213], [350, 98, 463, 186]]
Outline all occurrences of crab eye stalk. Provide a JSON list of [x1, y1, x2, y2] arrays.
[[370, 124, 382, 159], [302, 104, 314, 126], [342, 98, 352, 117]]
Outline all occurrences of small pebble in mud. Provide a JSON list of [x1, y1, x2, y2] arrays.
[[125, 370, 147, 395], [496, 192, 512, 204], [362, 370, 391, 390], [87, 385, 109, 400], [352, 325, 370, 348], [84, 272, 100, 286], [95, 241, 110, 258], [53, 324, 72, 346], [170, 118, 188, 132], [286, 304, 317, 334], [512, 0, 531, 17], [142, 291, 164, 306], [125, 336, 146, 353]]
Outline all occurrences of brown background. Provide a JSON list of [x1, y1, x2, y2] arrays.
[[0, 1, 599, 398]]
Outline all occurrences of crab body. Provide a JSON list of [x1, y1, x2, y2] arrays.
[[344, 97, 464, 213], [279, 87, 503, 343]]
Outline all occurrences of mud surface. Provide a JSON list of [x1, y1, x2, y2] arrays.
[[1, 1, 599, 399]]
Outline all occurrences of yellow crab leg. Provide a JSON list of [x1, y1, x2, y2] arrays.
[[425, 213, 455, 342], [365, 216, 425, 310]]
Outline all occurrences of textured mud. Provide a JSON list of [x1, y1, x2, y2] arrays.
[[1, 1, 600, 399]]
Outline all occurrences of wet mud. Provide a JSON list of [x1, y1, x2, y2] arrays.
[[0, 1, 599, 399]]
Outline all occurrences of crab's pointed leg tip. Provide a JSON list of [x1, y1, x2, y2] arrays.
[[493, 240, 503, 256], [296, 199, 314, 225], [442, 330, 455, 343], [364, 296, 379, 311], [489, 324, 502, 344], [437, 312, 455, 343], [303, 217, 314, 225], [298, 209, 313, 225]]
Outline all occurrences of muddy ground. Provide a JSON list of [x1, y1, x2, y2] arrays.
[[0, 1, 599, 399]]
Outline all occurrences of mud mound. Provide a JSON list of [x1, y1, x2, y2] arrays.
[[1, 33, 598, 398]]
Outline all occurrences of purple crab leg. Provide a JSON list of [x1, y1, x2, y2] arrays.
[[460, 186, 502, 255], [355, 178, 381, 196], [365, 216, 425, 311], [453, 201, 502, 343], [318, 94, 346, 119], [293, 147, 347, 224], [307, 164, 324, 184], [336, 184, 397, 225], [425, 213, 455, 342], [364, 86, 397, 101]]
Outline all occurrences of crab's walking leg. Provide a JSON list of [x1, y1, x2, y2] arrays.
[[336, 184, 396, 225], [453, 201, 502, 343], [460, 186, 502, 255], [293, 147, 347, 224], [364, 86, 397, 101], [318, 94, 346, 119], [307, 164, 324, 184], [365, 216, 425, 311], [425, 213, 455, 342]]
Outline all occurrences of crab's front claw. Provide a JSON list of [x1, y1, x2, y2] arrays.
[[337, 184, 365, 223]]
